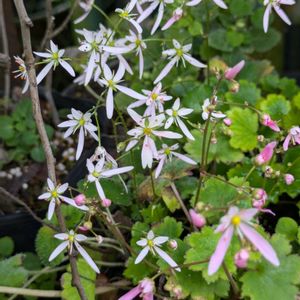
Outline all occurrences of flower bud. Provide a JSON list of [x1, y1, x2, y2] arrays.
[[228, 80, 240, 93], [223, 118, 232, 127], [74, 194, 86, 206], [83, 221, 92, 230], [117, 142, 126, 153], [284, 173, 294, 185], [169, 239, 178, 250], [189, 209, 206, 228], [234, 249, 249, 268], [96, 235, 103, 244], [101, 198, 112, 207], [225, 60, 245, 80], [252, 188, 267, 201], [257, 135, 264, 142]]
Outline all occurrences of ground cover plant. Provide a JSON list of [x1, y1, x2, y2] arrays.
[[0, 0, 300, 299]]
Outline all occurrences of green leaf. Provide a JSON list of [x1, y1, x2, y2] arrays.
[[0, 116, 14, 140], [0, 236, 14, 257], [51, 205, 85, 228], [161, 187, 180, 212], [227, 108, 258, 151], [184, 129, 244, 163], [30, 146, 45, 162], [35, 226, 64, 266], [141, 204, 168, 224], [275, 217, 298, 241], [209, 29, 233, 52], [0, 255, 28, 287], [185, 227, 238, 283], [248, 28, 281, 53], [241, 234, 300, 300], [227, 31, 244, 48], [279, 77, 299, 98], [182, 85, 212, 112], [62, 259, 96, 300], [226, 80, 261, 106], [154, 217, 183, 239], [229, 0, 255, 17], [260, 94, 291, 120]]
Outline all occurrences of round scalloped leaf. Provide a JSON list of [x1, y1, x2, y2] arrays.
[[227, 108, 258, 151], [260, 94, 291, 120]]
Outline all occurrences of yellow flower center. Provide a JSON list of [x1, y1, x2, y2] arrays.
[[164, 148, 171, 155], [176, 48, 183, 57], [19, 65, 26, 73], [172, 110, 178, 117], [147, 240, 154, 247], [144, 128, 152, 135], [120, 11, 129, 18], [231, 215, 241, 226], [51, 190, 58, 198], [151, 93, 158, 100], [52, 52, 59, 60], [92, 171, 100, 178], [108, 79, 115, 88], [135, 39, 141, 47], [69, 235, 75, 242], [79, 118, 85, 126]]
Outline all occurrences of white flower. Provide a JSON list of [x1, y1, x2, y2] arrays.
[[126, 109, 182, 168], [135, 230, 180, 271], [128, 82, 172, 116], [78, 29, 103, 85], [155, 144, 197, 178], [13, 56, 29, 94], [115, 0, 143, 33], [58, 108, 99, 160], [137, 0, 174, 35], [38, 178, 88, 220], [98, 64, 145, 119], [201, 98, 226, 121], [154, 39, 206, 84], [86, 158, 133, 199], [165, 98, 194, 140], [263, 0, 295, 33], [49, 230, 100, 273], [74, 0, 94, 24], [186, 0, 228, 9], [34, 40, 75, 84]]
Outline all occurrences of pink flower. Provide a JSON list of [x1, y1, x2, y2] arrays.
[[161, 7, 183, 31], [234, 249, 249, 268], [261, 114, 280, 132], [255, 141, 277, 165], [252, 189, 274, 215], [101, 198, 112, 207], [119, 278, 154, 300], [208, 206, 279, 275], [224, 60, 245, 80], [223, 118, 232, 127], [74, 194, 86, 206], [283, 126, 300, 151], [189, 209, 206, 228], [284, 173, 294, 185], [263, 0, 295, 33]]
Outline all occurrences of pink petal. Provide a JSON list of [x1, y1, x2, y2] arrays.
[[239, 223, 279, 266], [225, 60, 245, 80], [208, 226, 234, 275], [283, 134, 291, 151], [119, 286, 141, 300]]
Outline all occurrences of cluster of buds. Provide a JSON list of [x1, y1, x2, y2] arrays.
[[234, 248, 249, 269]]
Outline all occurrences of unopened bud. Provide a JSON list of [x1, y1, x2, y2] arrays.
[[117, 142, 126, 153], [96, 235, 103, 244], [101, 198, 112, 207], [284, 173, 294, 185], [169, 239, 178, 250], [189, 209, 206, 228], [83, 221, 92, 230], [229, 80, 240, 93], [234, 249, 249, 268], [257, 135, 264, 142], [223, 118, 232, 126], [74, 194, 86, 206]]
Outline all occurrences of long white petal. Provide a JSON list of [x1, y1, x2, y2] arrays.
[[36, 61, 54, 84], [153, 130, 182, 139], [54, 233, 68, 240], [59, 59, 75, 77], [154, 57, 177, 84], [151, 2, 164, 35], [116, 85, 145, 100], [263, 4, 272, 33], [172, 151, 197, 165], [102, 166, 133, 177], [177, 118, 195, 140], [273, 5, 291, 25], [106, 88, 114, 119], [137, 1, 159, 23], [128, 18, 143, 34], [183, 54, 206, 68], [49, 241, 68, 261], [76, 127, 85, 160], [33, 52, 52, 58], [114, 63, 126, 82], [75, 241, 100, 273], [154, 246, 181, 271], [47, 199, 56, 220], [155, 157, 166, 178], [102, 45, 132, 54], [186, 0, 202, 6], [138, 49, 144, 79], [142, 136, 154, 168], [95, 180, 106, 199], [134, 246, 150, 264], [213, 0, 228, 9]]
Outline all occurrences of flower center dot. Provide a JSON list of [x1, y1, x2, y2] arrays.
[[147, 240, 154, 247], [79, 118, 85, 126], [176, 49, 183, 57], [231, 215, 241, 226], [144, 128, 152, 135], [92, 171, 100, 178], [51, 190, 58, 198], [172, 110, 178, 117]]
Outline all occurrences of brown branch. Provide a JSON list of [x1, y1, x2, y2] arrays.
[[0, 0, 10, 100], [50, 0, 79, 39], [13, 2, 87, 300]]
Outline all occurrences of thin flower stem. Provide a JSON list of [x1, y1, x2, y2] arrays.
[[92, 3, 115, 28], [150, 168, 157, 199], [244, 166, 256, 183], [94, 111, 102, 147], [222, 263, 240, 297], [170, 182, 196, 230]]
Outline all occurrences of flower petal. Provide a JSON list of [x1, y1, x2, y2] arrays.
[[36, 61, 54, 84], [135, 246, 150, 264], [154, 57, 177, 84], [59, 59, 75, 77], [76, 127, 85, 160], [154, 246, 181, 271], [47, 199, 56, 220], [49, 241, 68, 261], [75, 241, 100, 273]]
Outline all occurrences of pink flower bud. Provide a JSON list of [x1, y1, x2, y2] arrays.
[[169, 239, 178, 250], [83, 221, 92, 230], [225, 60, 245, 80], [284, 173, 294, 185], [234, 249, 249, 268], [101, 198, 111, 207], [189, 209, 206, 228], [161, 7, 183, 31], [223, 118, 232, 126], [79, 225, 89, 232], [255, 141, 277, 165], [261, 114, 280, 132], [252, 188, 267, 201], [74, 194, 86, 206]]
